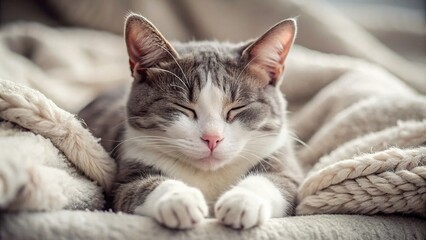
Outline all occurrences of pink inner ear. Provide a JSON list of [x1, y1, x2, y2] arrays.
[[127, 30, 142, 65], [126, 27, 147, 76], [125, 18, 179, 76], [246, 21, 295, 85], [270, 48, 289, 79], [126, 24, 149, 67], [126, 14, 185, 80]]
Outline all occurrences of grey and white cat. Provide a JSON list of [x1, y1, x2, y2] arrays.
[[80, 13, 303, 230]]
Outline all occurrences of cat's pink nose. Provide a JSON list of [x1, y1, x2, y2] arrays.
[[201, 134, 223, 151]]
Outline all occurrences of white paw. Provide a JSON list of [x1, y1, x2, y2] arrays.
[[215, 187, 271, 229], [154, 187, 208, 229]]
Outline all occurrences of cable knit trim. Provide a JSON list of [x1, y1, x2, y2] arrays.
[[297, 147, 426, 216], [0, 80, 116, 191]]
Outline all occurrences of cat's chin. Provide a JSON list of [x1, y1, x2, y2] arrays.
[[193, 156, 226, 171]]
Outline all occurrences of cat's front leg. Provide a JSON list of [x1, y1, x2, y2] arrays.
[[136, 179, 208, 229], [116, 178, 208, 229], [214, 175, 289, 229]]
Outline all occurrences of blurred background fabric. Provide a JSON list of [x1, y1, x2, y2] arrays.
[[1, 0, 425, 94], [1, 0, 424, 60]]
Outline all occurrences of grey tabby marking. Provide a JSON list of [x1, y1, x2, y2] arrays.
[[126, 41, 281, 131]]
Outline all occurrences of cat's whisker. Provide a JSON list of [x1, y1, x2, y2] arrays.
[[246, 142, 277, 147], [114, 143, 183, 161], [126, 141, 196, 153], [142, 67, 188, 89], [110, 135, 182, 154], [235, 55, 259, 83], [108, 116, 147, 132], [245, 141, 281, 146], [264, 154, 282, 164], [110, 136, 148, 154], [291, 137, 309, 148], [239, 152, 268, 172], [121, 137, 175, 142], [166, 154, 193, 173], [240, 150, 279, 171], [121, 138, 203, 155], [121, 142, 173, 149], [288, 131, 310, 149], [151, 42, 190, 85], [130, 148, 180, 164], [124, 141, 183, 149], [238, 154, 258, 167], [130, 136, 173, 139], [249, 133, 279, 139], [115, 135, 181, 141]]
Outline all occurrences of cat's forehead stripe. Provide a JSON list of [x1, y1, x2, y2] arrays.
[[189, 53, 238, 103], [197, 71, 224, 111], [195, 71, 226, 134]]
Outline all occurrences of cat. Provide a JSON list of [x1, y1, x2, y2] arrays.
[[79, 13, 303, 230]]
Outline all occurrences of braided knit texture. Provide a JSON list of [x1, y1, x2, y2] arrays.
[[291, 64, 426, 217], [297, 147, 426, 216], [0, 80, 116, 191], [296, 107, 426, 217]]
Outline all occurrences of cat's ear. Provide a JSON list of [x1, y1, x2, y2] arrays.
[[125, 13, 179, 79], [242, 19, 296, 86]]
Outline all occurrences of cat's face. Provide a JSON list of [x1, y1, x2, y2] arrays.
[[124, 14, 295, 171]]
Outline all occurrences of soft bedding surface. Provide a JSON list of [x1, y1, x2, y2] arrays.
[[1, 211, 425, 240]]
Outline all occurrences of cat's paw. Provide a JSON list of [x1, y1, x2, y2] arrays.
[[154, 186, 208, 229], [215, 187, 271, 229]]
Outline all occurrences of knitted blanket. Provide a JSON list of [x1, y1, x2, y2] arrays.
[[0, 22, 424, 239], [281, 48, 426, 216], [0, 80, 115, 211]]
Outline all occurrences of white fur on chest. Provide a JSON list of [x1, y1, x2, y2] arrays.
[[122, 144, 255, 202]]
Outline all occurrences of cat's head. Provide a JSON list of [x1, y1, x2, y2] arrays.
[[124, 14, 296, 171]]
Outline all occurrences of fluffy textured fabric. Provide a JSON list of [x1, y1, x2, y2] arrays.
[[0, 80, 116, 192], [1, 211, 425, 240], [0, 77, 116, 211], [286, 66, 426, 216], [0, 121, 105, 210], [0, 21, 424, 238]]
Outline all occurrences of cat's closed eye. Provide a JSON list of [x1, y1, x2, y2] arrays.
[[227, 105, 248, 122], [173, 103, 197, 119]]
